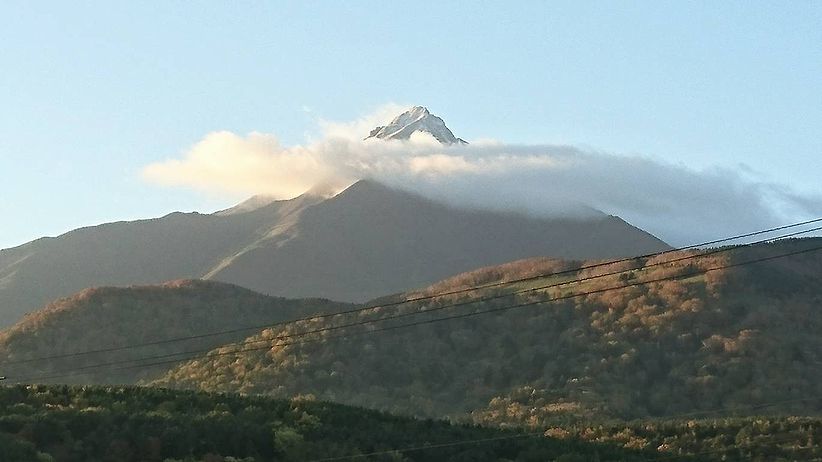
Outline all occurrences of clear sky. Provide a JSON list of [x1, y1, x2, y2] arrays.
[[1, 1, 820, 249]]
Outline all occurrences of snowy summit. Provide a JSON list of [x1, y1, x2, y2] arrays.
[[366, 106, 467, 145]]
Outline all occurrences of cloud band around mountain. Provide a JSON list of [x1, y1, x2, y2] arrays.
[[143, 106, 821, 245]]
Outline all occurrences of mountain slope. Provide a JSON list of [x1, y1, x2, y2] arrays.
[[0, 191, 325, 327], [0, 280, 353, 384], [154, 238, 822, 421], [208, 180, 670, 303], [0, 180, 668, 328]]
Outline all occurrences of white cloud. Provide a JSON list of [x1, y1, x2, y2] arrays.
[[143, 131, 338, 198], [408, 155, 480, 175], [142, 105, 822, 245], [317, 103, 407, 141]]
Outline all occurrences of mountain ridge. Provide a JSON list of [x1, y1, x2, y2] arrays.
[[0, 179, 669, 328]]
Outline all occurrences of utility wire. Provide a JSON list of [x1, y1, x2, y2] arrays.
[[650, 435, 816, 461], [10, 229, 821, 379], [15, 224, 822, 375], [308, 419, 817, 462], [12, 240, 822, 383], [309, 430, 547, 461], [4, 220, 821, 369], [311, 435, 816, 462], [9, 239, 822, 461], [309, 398, 822, 462]]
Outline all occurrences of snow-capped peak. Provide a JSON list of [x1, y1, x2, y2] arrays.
[[366, 106, 467, 145]]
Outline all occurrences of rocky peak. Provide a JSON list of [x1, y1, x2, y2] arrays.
[[366, 106, 467, 145]]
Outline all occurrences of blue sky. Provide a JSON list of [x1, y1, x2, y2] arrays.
[[1, 1, 820, 249]]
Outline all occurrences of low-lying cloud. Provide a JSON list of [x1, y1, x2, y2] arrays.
[[143, 106, 822, 245]]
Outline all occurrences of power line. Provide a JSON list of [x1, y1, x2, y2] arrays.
[[370, 216, 822, 302], [13, 240, 822, 383], [309, 431, 547, 461], [3, 230, 810, 379], [311, 435, 817, 462], [308, 398, 822, 462], [15, 238, 822, 380], [9, 239, 822, 460], [650, 435, 815, 461], [5, 220, 821, 369], [17, 225, 822, 376]]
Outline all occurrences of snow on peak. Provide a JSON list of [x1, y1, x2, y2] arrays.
[[366, 106, 467, 145]]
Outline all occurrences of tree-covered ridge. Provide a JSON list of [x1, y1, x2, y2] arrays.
[[155, 239, 822, 421], [0, 280, 353, 384], [0, 384, 653, 462]]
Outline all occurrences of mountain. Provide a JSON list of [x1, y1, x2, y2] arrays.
[[365, 106, 468, 144], [0, 280, 352, 384], [153, 238, 822, 421], [0, 180, 668, 328]]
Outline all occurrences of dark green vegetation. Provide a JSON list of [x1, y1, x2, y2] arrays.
[[0, 179, 668, 327], [2, 385, 820, 462], [0, 384, 656, 462], [0, 280, 353, 384], [155, 239, 822, 423], [522, 416, 821, 461]]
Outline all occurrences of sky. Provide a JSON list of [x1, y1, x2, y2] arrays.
[[1, 1, 821, 249]]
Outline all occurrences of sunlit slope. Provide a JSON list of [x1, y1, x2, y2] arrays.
[[156, 238, 822, 420], [0, 279, 353, 384], [0, 180, 669, 327], [208, 180, 670, 302], [0, 193, 322, 327]]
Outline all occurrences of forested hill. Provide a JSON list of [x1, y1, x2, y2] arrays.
[[3, 385, 819, 461], [155, 238, 822, 422], [0, 280, 353, 384], [0, 384, 654, 462]]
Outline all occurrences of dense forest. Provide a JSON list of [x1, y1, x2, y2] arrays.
[[1, 384, 819, 462], [154, 239, 822, 422], [0, 384, 655, 462], [0, 280, 352, 384], [479, 409, 822, 461]]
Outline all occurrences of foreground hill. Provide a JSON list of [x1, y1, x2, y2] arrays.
[[0, 280, 352, 384], [4, 385, 818, 462], [155, 238, 822, 422], [0, 179, 668, 328], [0, 384, 654, 462]]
